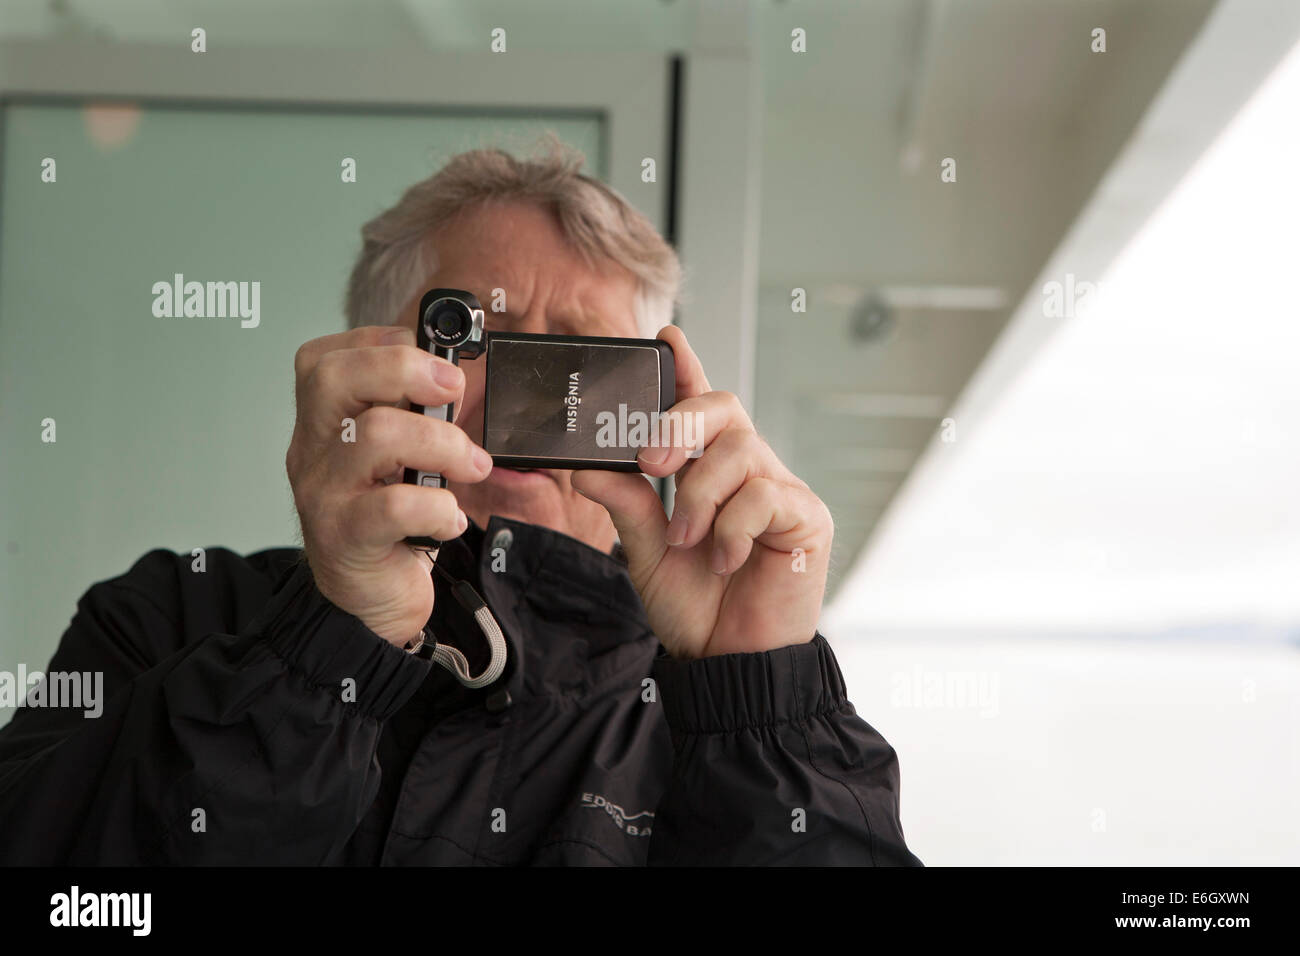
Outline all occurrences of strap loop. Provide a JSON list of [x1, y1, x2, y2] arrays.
[[417, 554, 507, 688]]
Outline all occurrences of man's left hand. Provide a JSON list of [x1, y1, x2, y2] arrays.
[[571, 326, 833, 660]]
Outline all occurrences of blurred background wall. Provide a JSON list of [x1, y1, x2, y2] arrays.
[[2, 0, 1297, 863], [0, 105, 603, 670]]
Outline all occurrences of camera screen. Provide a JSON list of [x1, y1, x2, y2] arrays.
[[483, 337, 663, 463]]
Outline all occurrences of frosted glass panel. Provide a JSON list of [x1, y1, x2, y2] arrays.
[[0, 103, 602, 679]]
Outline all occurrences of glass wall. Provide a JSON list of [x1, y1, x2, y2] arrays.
[[0, 102, 602, 674]]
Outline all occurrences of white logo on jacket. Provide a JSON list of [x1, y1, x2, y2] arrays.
[[581, 792, 654, 837]]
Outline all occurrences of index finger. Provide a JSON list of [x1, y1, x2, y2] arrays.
[[294, 324, 413, 381], [656, 325, 711, 402]]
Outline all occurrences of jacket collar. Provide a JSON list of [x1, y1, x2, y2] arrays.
[[433, 515, 652, 699]]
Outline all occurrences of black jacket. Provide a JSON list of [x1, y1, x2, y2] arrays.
[[0, 516, 921, 866]]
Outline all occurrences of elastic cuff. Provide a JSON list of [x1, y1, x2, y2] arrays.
[[242, 557, 430, 720], [652, 633, 847, 734]]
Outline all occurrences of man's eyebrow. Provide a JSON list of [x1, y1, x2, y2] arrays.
[[493, 309, 605, 329]]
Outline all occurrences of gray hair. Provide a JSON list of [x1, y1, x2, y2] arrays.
[[344, 138, 680, 337]]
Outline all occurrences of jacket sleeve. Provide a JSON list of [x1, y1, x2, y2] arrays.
[[647, 634, 922, 866], [0, 550, 429, 865]]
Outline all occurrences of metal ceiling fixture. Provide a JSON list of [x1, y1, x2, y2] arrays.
[[850, 293, 895, 344]]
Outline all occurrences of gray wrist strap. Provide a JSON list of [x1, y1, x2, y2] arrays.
[[419, 550, 508, 689], [429, 604, 507, 688]]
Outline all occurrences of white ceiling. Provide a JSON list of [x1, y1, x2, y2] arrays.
[[749, 0, 1217, 594], [827, 0, 1300, 634]]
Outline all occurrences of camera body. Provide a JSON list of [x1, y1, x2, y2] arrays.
[[403, 289, 486, 548], [402, 288, 675, 550], [481, 330, 674, 470]]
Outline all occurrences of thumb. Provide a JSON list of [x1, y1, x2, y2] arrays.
[[570, 470, 668, 562]]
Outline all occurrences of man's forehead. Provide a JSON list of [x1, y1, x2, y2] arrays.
[[431, 201, 574, 274], [434, 228, 624, 293], [426, 216, 639, 333]]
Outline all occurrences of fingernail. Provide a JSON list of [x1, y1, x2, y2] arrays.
[[472, 445, 493, 472], [638, 444, 669, 467], [456, 509, 468, 534], [710, 546, 729, 575], [431, 358, 462, 388], [382, 326, 410, 344], [665, 512, 688, 547]]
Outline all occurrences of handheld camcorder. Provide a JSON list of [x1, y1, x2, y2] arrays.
[[403, 288, 676, 549]]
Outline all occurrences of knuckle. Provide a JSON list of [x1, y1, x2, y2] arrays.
[[401, 346, 431, 382], [426, 417, 469, 458], [816, 498, 835, 537], [374, 485, 410, 525], [306, 350, 343, 399], [412, 415, 449, 455], [712, 502, 740, 537], [357, 405, 401, 447], [714, 390, 743, 414], [796, 486, 834, 538], [426, 486, 459, 519], [286, 443, 322, 502], [750, 475, 782, 508], [293, 341, 317, 379]]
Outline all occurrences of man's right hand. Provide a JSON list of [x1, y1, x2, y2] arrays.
[[286, 325, 493, 646]]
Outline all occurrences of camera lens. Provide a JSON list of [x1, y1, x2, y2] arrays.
[[434, 306, 467, 338], [424, 298, 473, 345]]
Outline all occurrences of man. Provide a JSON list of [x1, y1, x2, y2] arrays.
[[0, 143, 921, 866]]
